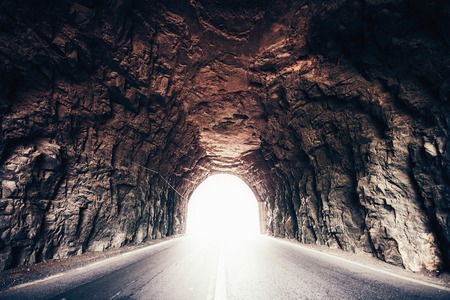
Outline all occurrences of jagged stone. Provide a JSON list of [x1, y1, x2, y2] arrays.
[[0, 0, 449, 274]]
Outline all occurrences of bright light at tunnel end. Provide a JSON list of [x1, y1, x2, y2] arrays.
[[186, 174, 260, 238]]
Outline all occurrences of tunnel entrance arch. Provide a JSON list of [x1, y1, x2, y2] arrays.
[[186, 174, 260, 237]]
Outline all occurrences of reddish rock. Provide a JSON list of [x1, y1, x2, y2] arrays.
[[0, 0, 449, 273]]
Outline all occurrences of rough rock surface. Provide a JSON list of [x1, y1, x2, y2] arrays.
[[0, 0, 449, 273]]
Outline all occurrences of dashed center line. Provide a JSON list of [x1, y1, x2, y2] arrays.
[[214, 240, 227, 300]]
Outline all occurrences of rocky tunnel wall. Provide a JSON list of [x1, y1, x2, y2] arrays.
[[246, 0, 450, 273], [0, 0, 210, 270], [0, 0, 449, 274]]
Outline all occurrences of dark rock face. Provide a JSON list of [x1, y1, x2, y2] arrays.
[[0, 0, 449, 273]]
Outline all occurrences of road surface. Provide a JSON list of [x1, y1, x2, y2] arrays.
[[1, 235, 449, 299]]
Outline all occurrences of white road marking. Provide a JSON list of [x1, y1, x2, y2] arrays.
[[214, 240, 227, 300], [275, 237, 450, 292], [110, 290, 121, 299], [8, 273, 65, 290], [3, 238, 179, 293]]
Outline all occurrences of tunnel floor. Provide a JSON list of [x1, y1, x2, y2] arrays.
[[1, 236, 449, 299]]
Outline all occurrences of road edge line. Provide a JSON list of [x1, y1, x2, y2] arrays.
[[272, 237, 450, 292]]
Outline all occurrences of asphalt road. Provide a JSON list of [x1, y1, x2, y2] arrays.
[[1, 235, 449, 300]]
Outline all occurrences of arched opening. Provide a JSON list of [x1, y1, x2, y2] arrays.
[[186, 174, 260, 237]]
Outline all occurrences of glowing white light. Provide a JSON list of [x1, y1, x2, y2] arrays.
[[186, 174, 260, 237]]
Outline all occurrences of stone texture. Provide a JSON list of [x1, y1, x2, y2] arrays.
[[0, 0, 449, 274]]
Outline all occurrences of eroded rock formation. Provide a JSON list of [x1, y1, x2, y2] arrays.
[[0, 0, 449, 273]]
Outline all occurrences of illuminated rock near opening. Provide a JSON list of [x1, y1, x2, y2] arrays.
[[0, 0, 449, 273]]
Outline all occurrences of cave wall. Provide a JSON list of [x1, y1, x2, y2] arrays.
[[0, 0, 208, 270], [0, 0, 449, 274], [249, 0, 450, 272]]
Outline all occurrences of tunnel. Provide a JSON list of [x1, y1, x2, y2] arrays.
[[0, 0, 449, 278]]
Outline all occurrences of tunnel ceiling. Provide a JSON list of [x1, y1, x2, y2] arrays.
[[0, 0, 449, 274]]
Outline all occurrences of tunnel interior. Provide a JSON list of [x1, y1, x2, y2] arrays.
[[0, 0, 449, 274]]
